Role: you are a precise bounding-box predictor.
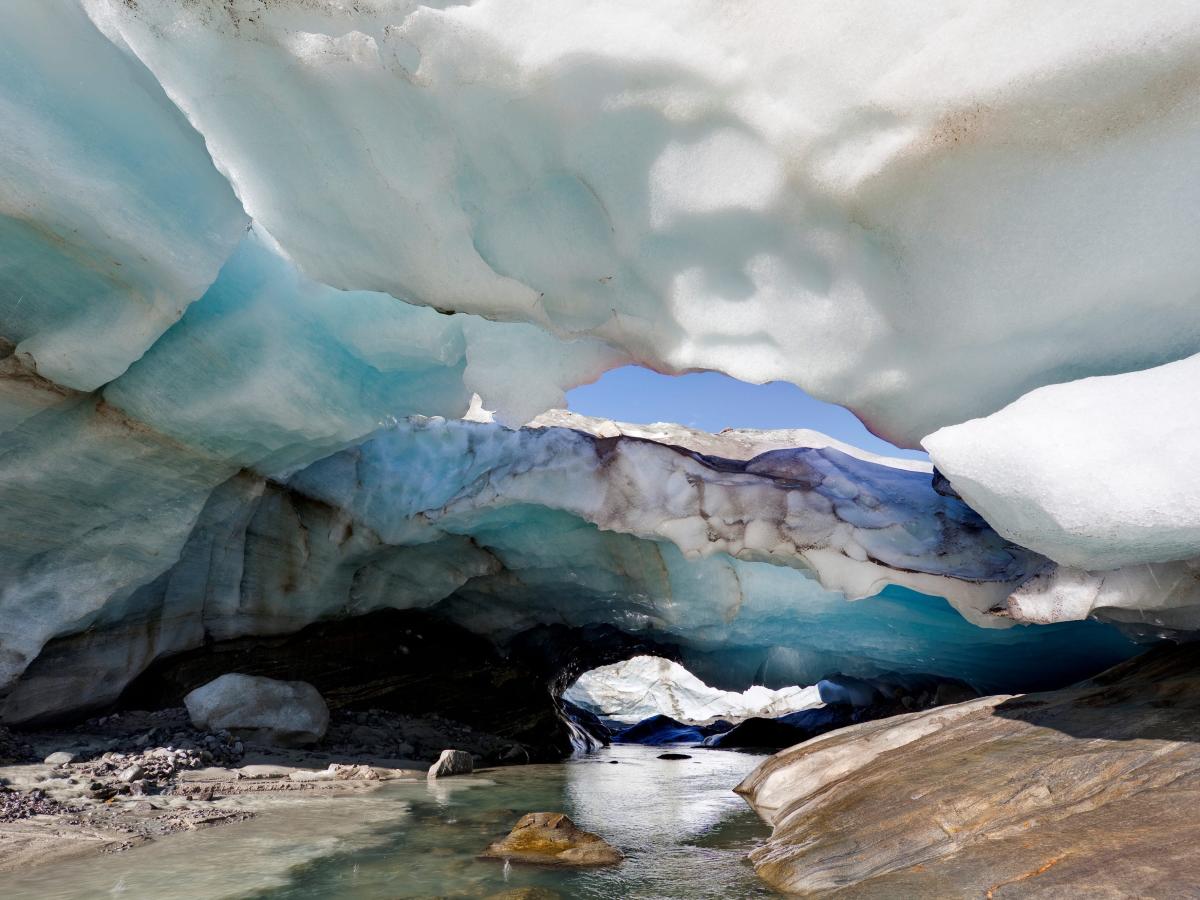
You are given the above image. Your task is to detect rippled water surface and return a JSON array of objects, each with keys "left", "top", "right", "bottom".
[{"left": 3, "top": 744, "right": 779, "bottom": 899}]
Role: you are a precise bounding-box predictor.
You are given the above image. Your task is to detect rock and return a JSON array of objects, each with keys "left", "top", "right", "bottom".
[
  {"left": 183, "top": 674, "right": 329, "bottom": 746},
  {"left": 657, "top": 752, "right": 691, "bottom": 760},
  {"left": 288, "top": 766, "right": 336, "bottom": 782},
  {"left": 427, "top": 749, "right": 473, "bottom": 778},
  {"left": 736, "top": 643, "right": 1200, "bottom": 896},
  {"left": 350, "top": 725, "right": 389, "bottom": 744},
  {"left": 332, "top": 764, "right": 380, "bottom": 780},
  {"left": 703, "top": 705, "right": 854, "bottom": 750},
  {"left": 118, "top": 764, "right": 145, "bottom": 783},
  {"left": 480, "top": 812, "right": 622, "bottom": 867},
  {"left": 89, "top": 783, "right": 119, "bottom": 801},
  {"left": 612, "top": 714, "right": 704, "bottom": 745},
  {"left": 43, "top": 751, "right": 75, "bottom": 766}
]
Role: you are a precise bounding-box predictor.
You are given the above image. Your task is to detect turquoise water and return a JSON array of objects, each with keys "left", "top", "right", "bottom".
[{"left": 1, "top": 745, "right": 779, "bottom": 899}]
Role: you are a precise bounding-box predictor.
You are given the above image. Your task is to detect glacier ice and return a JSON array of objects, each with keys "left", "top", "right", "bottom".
[
  {"left": 564, "top": 655, "right": 823, "bottom": 725},
  {"left": 926, "top": 354, "right": 1200, "bottom": 629},
  {"left": 0, "top": 412, "right": 1138, "bottom": 723},
  {"left": 105, "top": 228, "right": 625, "bottom": 470},
  {"left": 0, "top": 0, "right": 1192, "bottom": 730},
  {"left": 82, "top": 0, "right": 1200, "bottom": 445},
  {"left": 0, "top": 0, "right": 246, "bottom": 395},
  {"left": 1005, "top": 560, "right": 1200, "bottom": 631},
  {"left": 925, "top": 354, "right": 1200, "bottom": 571}
]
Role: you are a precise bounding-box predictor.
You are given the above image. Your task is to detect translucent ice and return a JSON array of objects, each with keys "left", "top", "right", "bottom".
[{"left": 0, "top": 0, "right": 245, "bottom": 394}]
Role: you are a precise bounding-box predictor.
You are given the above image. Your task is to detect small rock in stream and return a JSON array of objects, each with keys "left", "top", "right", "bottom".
[{"left": 480, "top": 812, "right": 622, "bottom": 867}]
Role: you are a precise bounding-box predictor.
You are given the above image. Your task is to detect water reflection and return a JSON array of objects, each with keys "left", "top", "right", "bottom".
[{"left": 0, "top": 745, "right": 779, "bottom": 899}]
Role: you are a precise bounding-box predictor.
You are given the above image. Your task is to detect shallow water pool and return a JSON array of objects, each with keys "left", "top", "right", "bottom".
[{"left": 2, "top": 744, "right": 779, "bottom": 899}]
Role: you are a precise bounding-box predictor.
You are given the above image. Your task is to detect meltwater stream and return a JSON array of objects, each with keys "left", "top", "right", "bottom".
[{"left": 1, "top": 745, "right": 779, "bottom": 899}]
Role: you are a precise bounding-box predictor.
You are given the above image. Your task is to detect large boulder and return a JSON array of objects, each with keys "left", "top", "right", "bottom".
[
  {"left": 480, "top": 813, "right": 622, "bottom": 867},
  {"left": 427, "top": 748, "right": 473, "bottom": 778},
  {"left": 736, "top": 643, "right": 1200, "bottom": 896},
  {"left": 183, "top": 673, "right": 329, "bottom": 746}
]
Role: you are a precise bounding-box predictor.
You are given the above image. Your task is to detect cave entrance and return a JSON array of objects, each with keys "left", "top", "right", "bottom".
[
  {"left": 563, "top": 654, "right": 824, "bottom": 748},
  {"left": 563, "top": 654, "right": 988, "bottom": 752}
]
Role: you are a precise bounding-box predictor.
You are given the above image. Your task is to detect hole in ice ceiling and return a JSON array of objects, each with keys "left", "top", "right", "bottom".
[
  {"left": 564, "top": 654, "right": 818, "bottom": 727},
  {"left": 567, "top": 366, "right": 928, "bottom": 461}
]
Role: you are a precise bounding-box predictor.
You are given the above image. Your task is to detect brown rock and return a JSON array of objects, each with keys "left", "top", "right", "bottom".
[
  {"left": 736, "top": 642, "right": 1200, "bottom": 897},
  {"left": 480, "top": 812, "right": 622, "bottom": 867}
]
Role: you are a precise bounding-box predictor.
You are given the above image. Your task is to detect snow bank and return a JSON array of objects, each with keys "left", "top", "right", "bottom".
[{"left": 925, "top": 354, "right": 1200, "bottom": 570}]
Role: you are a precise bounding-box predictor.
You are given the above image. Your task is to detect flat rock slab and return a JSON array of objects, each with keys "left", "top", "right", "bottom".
[
  {"left": 480, "top": 812, "right": 622, "bottom": 867},
  {"left": 737, "top": 642, "right": 1200, "bottom": 897}
]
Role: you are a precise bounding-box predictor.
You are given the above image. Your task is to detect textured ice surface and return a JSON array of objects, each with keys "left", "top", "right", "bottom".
[
  {"left": 1005, "top": 560, "right": 1200, "bottom": 632},
  {"left": 926, "top": 354, "right": 1200, "bottom": 570},
  {"left": 564, "top": 655, "right": 823, "bottom": 725},
  {"left": 0, "top": 413, "right": 1139, "bottom": 723},
  {"left": 0, "top": 0, "right": 246, "bottom": 394},
  {"left": 105, "top": 228, "right": 624, "bottom": 470},
  {"left": 83, "top": 0, "right": 1200, "bottom": 445},
  {"left": 0, "top": 0, "right": 1185, "bottom": 723},
  {"left": 288, "top": 414, "right": 1039, "bottom": 625}
]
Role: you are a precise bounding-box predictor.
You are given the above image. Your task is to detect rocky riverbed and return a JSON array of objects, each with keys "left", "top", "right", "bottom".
[{"left": 0, "top": 705, "right": 531, "bottom": 873}]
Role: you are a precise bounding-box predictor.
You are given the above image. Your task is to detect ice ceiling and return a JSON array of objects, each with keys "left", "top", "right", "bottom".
[{"left": 0, "top": 0, "right": 1195, "bottom": 722}]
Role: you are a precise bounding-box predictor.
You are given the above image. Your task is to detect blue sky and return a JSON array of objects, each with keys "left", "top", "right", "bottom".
[{"left": 567, "top": 366, "right": 928, "bottom": 460}]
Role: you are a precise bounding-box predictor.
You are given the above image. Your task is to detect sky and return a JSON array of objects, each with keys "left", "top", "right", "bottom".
[{"left": 567, "top": 366, "right": 929, "bottom": 461}]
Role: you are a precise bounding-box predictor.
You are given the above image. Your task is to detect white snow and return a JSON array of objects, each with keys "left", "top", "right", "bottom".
[
  {"left": 565, "top": 655, "right": 823, "bottom": 725},
  {"left": 81, "top": 0, "right": 1200, "bottom": 445},
  {"left": 925, "top": 353, "right": 1200, "bottom": 571}
]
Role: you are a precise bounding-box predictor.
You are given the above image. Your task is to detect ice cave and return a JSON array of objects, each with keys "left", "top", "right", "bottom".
[{"left": 1, "top": 1, "right": 1199, "bottom": 897}]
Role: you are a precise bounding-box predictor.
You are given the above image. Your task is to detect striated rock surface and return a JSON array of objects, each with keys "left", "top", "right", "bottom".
[
  {"left": 184, "top": 674, "right": 329, "bottom": 746},
  {"left": 737, "top": 642, "right": 1200, "bottom": 896},
  {"left": 480, "top": 813, "right": 622, "bottom": 868}
]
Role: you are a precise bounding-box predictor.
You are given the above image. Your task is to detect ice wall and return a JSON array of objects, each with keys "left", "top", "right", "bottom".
[
  {"left": 1, "top": 414, "right": 1138, "bottom": 723},
  {"left": 0, "top": 0, "right": 1191, "bottom": 723}
]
